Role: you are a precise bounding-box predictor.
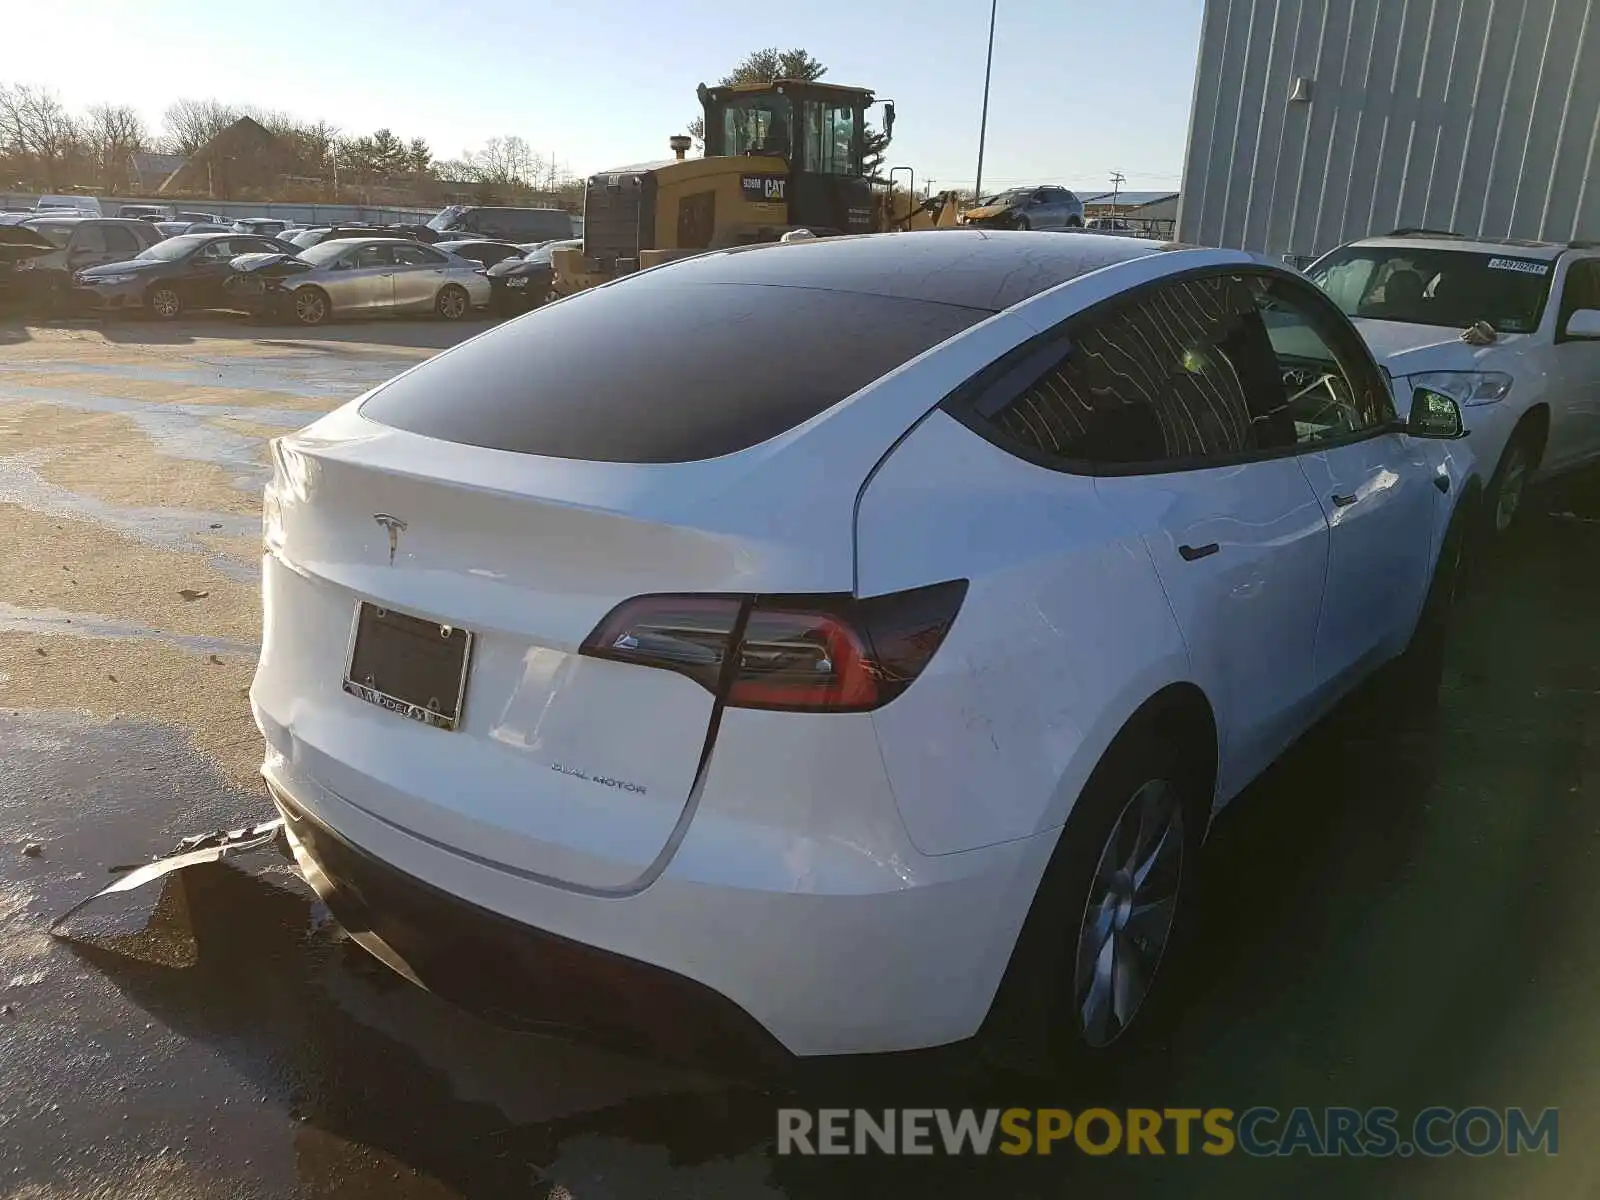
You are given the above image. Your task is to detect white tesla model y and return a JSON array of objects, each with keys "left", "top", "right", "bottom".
[{"left": 254, "top": 231, "right": 1477, "bottom": 1067}]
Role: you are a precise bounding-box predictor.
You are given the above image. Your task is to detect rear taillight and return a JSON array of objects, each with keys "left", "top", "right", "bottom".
[{"left": 580, "top": 581, "right": 968, "bottom": 712}]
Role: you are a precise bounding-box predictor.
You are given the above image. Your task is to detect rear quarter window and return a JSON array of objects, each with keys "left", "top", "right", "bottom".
[{"left": 359, "top": 279, "right": 985, "bottom": 462}]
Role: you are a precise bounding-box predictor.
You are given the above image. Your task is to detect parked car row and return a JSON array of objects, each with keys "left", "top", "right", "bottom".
[
  {"left": 0, "top": 215, "right": 518, "bottom": 324},
  {"left": 0, "top": 198, "right": 586, "bottom": 323}
]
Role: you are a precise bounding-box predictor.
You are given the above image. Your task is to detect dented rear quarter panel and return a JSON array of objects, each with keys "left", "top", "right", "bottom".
[{"left": 855, "top": 409, "right": 1191, "bottom": 857}]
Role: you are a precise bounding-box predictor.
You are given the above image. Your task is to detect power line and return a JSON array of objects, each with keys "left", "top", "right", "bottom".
[{"left": 934, "top": 172, "right": 1182, "bottom": 186}]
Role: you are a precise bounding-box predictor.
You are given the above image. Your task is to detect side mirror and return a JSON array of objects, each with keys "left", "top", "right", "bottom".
[
  {"left": 1407, "top": 386, "right": 1466, "bottom": 439},
  {"left": 1564, "top": 307, "right": 1600, "bottom": 339}
]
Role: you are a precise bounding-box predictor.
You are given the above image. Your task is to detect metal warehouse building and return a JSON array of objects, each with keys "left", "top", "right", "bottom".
[{"left": 1177, "top": 0, "right": 1600, "bottom": 261}]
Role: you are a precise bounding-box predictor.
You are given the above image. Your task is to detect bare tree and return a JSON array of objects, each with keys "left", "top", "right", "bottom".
[
  {"left": 0, "top": 85, "right": 81, "bottom": 189},
  {"left": 473, "top": 135, "right": 536, "bottom": 185},
  {"left": 162, "top": 97, "right": 239, "bottom": 157},
  {"left": 84, "top": 103, "right": 146, "bottom": 192},
  {"left": 433, "top": 155, "right": 477, "bottom": 182}
]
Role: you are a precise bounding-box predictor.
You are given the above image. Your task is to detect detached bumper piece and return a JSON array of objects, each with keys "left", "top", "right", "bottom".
[
  {"left": 50, "top": 819, "right": 287, "bottom": 935},
  {"left": 269, "top": 786, "right": 793, "bottom": 1075}
]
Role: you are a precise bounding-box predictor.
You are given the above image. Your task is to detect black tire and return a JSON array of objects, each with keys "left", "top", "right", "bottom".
[
  {"left": 435, "top": 283, "right": 470, "bottom": 321},
  {"left": 982, "top": 709, "right": 1207, "bottom": 1075},
  {"left": 1013, "top": 215, "right": 1032, "bottom": 231},
  {"left": 293, "top": 287, "right": 331, "bottom": 327},
  {"left": 1484, "top": 422, "right": 1541, "bottom": 537},
  {"left": 145, "top": 284, "right": 183, "bottom": 321}
]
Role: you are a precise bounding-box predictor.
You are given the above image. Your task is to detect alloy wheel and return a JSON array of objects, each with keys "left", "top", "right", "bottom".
[
  {"left": 1494, "top": 444, "right": 1529, "bottom": 533},
  {"left": 295, "top": 291, "right": 327, "bottom": 325},
  {"left": 151, "top": 288, "right": 180, "bottom": 319},
  {"left": 438, "top": 288, "right": 467, "bottom": 319},
  {"left": 1073, "top": 778, "right": 1185, "bottom": 1048}
]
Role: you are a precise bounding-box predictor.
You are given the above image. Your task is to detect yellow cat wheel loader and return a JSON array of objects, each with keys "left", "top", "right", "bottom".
[{"left": 550, "top": 80, "right": 960, "bottom": 298}]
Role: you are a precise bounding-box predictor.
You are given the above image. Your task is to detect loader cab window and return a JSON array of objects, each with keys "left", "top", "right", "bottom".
[
  {"left": 800, "top": 101, "right": 860, "bottom": 176},
  {"left": 722, "top": 96, "right": 791, "bottom": 158}
]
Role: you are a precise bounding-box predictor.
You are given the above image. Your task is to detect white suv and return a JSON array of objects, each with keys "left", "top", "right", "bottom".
[
  {"left": 1308, "top": 233, "right": 1600, "bottom": 533},
  {"left": 255, "top": 233, "right": 1481, "bottom": 1068}
]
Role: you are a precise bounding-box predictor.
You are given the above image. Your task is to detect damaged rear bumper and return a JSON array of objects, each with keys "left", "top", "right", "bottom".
[{"left": 265, "top": 777, "right": 794, "bottom": 1074}]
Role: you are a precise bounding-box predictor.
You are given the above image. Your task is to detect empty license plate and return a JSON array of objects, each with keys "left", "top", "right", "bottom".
[{"left": 343, "top": 602, "right": 472, "bottom": 730}]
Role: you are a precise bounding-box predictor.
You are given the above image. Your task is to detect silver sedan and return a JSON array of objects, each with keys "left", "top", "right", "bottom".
[{"left": 278, "top": 238, "right": 491, "bottom": 325}]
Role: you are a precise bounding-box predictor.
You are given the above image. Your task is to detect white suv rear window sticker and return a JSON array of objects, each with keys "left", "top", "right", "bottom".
[{"left": 1486, "top": 257, "right": 1551, "bottom": 276}]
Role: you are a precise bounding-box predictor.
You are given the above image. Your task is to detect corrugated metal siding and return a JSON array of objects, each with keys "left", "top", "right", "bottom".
[{"left": 1177, "top": 0, "right": 1600, "bottom": 258}]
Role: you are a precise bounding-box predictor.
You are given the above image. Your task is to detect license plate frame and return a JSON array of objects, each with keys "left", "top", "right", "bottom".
[{"left": 342, "top": 602, "right": 473, "bottom": 731}]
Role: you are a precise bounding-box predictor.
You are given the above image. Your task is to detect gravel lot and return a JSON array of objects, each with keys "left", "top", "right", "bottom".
[{"left": 0, "top": 314, "right": 1595, "bottom": 1198}]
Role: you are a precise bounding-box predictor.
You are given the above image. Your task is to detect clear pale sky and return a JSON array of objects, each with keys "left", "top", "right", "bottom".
[{"left": 44, "top": 0, "right": 1204, "bottom": 194}]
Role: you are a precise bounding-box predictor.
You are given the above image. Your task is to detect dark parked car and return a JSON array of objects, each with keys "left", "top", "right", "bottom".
[
  {"left": 155, "top": 221, "right": 232, "bottom": 238},
  {"left": 284, "top": 226, "right": 416, "bottom": 250},
  {"left": 958, "top": 186, "right": 1085, "bottom": 231},
  {"left": 486, "top": 238, "right": 580, "bottom": 315},
  {"left": 0, "top": 225, "right": 59, "bottom": 306},
  {"left": 433, "top": 238, "right": 524, "bottom": 269},
  {"left": 385, "top": 223, "right": 453, "bottom": 244},
  {"left": 10, "top": 216, "right": 164, "bottom": 311},
  {"left": 72, "top": 231, "right": 294, "bottom": 318},
  {"left": 426, "top": 204, "right": 575, "bottom": 242}
]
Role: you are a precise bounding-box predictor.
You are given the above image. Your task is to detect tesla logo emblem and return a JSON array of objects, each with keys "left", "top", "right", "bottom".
[{"left": 373, "top": 514, "right": 406, "bottom": 565}]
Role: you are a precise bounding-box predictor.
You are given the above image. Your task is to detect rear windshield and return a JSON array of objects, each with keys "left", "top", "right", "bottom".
[
  {"left": 1309, "top": 245, "right": 1555, "bottom": 334},
  {"left": 359, "top": 279, "right": 985, "bottom": 462}
]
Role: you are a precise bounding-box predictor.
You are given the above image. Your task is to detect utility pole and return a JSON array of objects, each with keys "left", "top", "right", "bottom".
[
  {"left": 973, "top": 0, "right": 998, "bottom": 201},
  {"left": 1110, "top": 170, "right": 1126, "bottom": 212}
]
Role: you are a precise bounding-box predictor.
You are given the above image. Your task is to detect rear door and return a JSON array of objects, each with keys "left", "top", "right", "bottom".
[
  {"left": 100, "top": 221, "right": 145, "bottom": 265},
  {"left": 391, "top": 242, "right": 449, "bottom": 309},
  {"left": 1039, "top": 187, "right": 1071, "bottom": 228},
  {"left": 1021, "top": 188, "right": 1052, "bottom": 229},
  {"left": 946, "top": 270, "right": 1332, "bottom": 801},
  {"left": 66, "top": 222, "right": 117, "bottom": 273}
]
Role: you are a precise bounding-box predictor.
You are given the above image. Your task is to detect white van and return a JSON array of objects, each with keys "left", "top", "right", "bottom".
[{"left": 33, "top": 195, "right": 102, "bottom": 216}]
